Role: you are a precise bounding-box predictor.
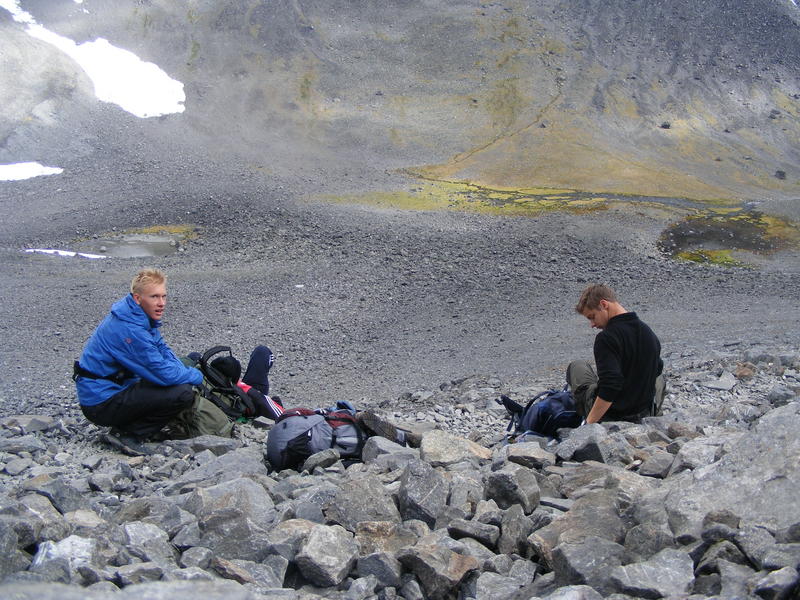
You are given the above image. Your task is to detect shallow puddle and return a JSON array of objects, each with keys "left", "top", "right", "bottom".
[{"left": 72, "top": 225, "right": 196, "bottom": 258}]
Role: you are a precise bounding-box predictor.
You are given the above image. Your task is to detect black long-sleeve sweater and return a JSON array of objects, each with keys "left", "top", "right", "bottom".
[{"left": 594, "top": 312, "right": 663, "bottom": 419}]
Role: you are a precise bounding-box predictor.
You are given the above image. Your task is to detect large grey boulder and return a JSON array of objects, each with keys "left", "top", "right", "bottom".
[
  {"left": 497, "top": 503, "right": 532, "bottom": 556},
  {"left": 20, "top": 474, "right": 84, "bottom": 514},
  {"left": 555, "top": 424, "right": 634, "bottom": 466},
  {"left": 356, "top": 551, "right": 402, "bottom": 588},
  {"left": 608, "top": 548, "right": 695, "bottom": 598},
  {"left": 484, "top": 463, "right": 540, "bottom": 514},
  {"left": 164, "top": 448, "right": 270, "bottom": 494},
  {"left": 324, "top": 473, "right": 402, "bottom": 530},
  {"left": 181, "top": 476, "right": 276, "bottom": 525},
  {"left": 353, "top": 520, "right": 422, "bottom": 555},
  {"left": 551, "top": 536, "right": 627, "bottom": 595},
  {"left": 529, "top": 489, "right": 626, "bottom": 569},
  {"left": 294, "top": 523, "right": 359, "bottom": 587},
  {"left": 397, "top": 460, "right": 449, "bottom": 527},
  {"left": 29, "top": 535, "right": 102, "bottom": 584},
  {"left": 123, "top": 521, "right": 178, "bottom": 568},
  {"left": 664, "top": 402, "right": 800, "bottom": 542},
  {"left": 396, "top": 537, "right": 479, "bottom": 600},
  {"left": 419, "top": 430, "right": 492, "bottom": 467}
]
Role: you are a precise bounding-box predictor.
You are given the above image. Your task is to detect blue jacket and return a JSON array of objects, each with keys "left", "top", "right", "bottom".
[{"left": 76, "top": 294, "right": 203, "bottom": 406}]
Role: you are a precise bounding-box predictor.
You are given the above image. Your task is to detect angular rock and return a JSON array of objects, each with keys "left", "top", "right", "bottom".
[
  {"left": 551, "top": 536, "right": 627, "bottom": 594},
  {"left": 695, "top": 539, "right": 749, "bottom": 575},
  {"left": 397, "top": 460, "right": 449, "bottom": 527},
  {"left": 21, "top": 474, "right": 84, "bottom": 514},
  {"left": 164, "top": 448, "right": 269, "bottom": 494},
  {"left": 484, "top": 463, "right": 540, "bottom": 514},
  {"left": 0, "top": 434, "right": 47, "bottom": 454},
  {"left": 447, "top": 518, "right": 499, "bottom": 549},
  {"left": 0, "top": 415, "right": 57, "bottom": 434},
  {"left": 343, "top": 574, "right": 378, "bottom": 600},
  {"left": 295, "top": 523, "right": 358, "bottom": 587},
  {"left": 702, "top": 371, "right": 737, "bottom": 391},
  {"left": 354, "top": 520, "right": 421, "bottom": 555},
  {"left": 397, "top": 540, "right": 479, "bottom": 600},
  {"left": 29, "top": 535, "right": 101, "bottom": 585},
  {"left": 497, "top": 504, "right": 532, "bottom": 556},
  {"left": 301, "top": 448, "right": 340, "bottom": 472},
  {"left": 539, "top": 584, "right": 604, "bottom": 599},
  {"left": 123, "top": 521, "right": 178, "bottom": 567},
  {"left": 446, "top": 471, "right": 484, "bottom": 518},
  {"left": 666, "top": 437, "right": 724, "bottom": 476},
  {"left": 623, "top": 522, "right": 676, "bottom": 561},
  {"left": 473, "top": 571, "right": 521, "bottom": 599},
  {"left": 180, "top": 546, "right": 213, "bottom": 569},
  {"left": 160, "top": 435, "right": 242, "bottom": 456},
  {"left": 767, "top": 384, "right": 797, "bottom": 407},
  {"left": 182, "top": 477, "right": 275, "bottom": 525},
  {"left": 752, "top": 566, "right": 799, "bottom": 600},
  {"left": 324, "top": 474, "right": 401, "bottom": 531},
  {"left": 196, "top": 507, "right": 271, "bottom": 562},
  {"left": 264, "top": 518, "right": 316, "bottom": 560},
  {"left": 734, "top": 525, "right": 777, "bottom": 569},
  {"left": 357, "top": 551, "right": 402, "bottom": 588},
  {"left": 762, "top": 543, "right": 800, "bottom": 571},
  {"left": 529, "top": 489, "right": 625, "bottom": 569},
  {"left": 555, "top": 424, "right": 634, "bottom": 466},
  {"left": 19, "top": 493, "right": 70, "bottom": 542},
  {"left": 664, "top": 402, "right": 800, "bottom": 542},
  {"left": 506, "top": 442, "right": 557, "bottom": 470},
  {"left": 609, "top": 548, "right": 694, "bottom": 598},
  {"left": 361, "top": 435, "right": 419, "bottom": 465},
  {"left": 211, "top": 556, "right": 255, "bottom": 584},
  {"left": 638, "top": 449, "right": 674, "bottom": 478},
  {"left": 419, "top": 430, "right": 491, "bottom": 467},
  {"left": 717, "top": 559, "right": 756, "bottom": 598}
]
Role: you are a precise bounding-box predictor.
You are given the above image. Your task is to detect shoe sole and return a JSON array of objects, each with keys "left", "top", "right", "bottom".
[
  {"left": 102, "top": 432, "right": 149, "bottom": 457},
  {"left": 358, "top": 411, "right": 400, "bottom": 442}
]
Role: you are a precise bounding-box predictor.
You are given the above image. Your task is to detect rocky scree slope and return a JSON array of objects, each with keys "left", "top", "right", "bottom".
[{"left": 0, "top": 346, "right": 798, "bottom": 599}]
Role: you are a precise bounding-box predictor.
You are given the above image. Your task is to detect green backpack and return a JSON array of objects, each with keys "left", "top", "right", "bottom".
[{"left": 174, "top": 347, "right": 256, "bottom": 438}]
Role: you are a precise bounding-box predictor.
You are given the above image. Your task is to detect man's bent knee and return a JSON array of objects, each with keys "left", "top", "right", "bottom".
[{"left": 173, "top": 384, "right": 196, "bottom": 410}]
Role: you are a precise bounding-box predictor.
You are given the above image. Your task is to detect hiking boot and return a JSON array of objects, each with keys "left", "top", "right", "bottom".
[
  {"left": 357, "top": 410, "right": 402, "bottom": 444},
  {"left": 102, "top": 429, "right": 152, "bottom": 456},
  {"left": 357, "top": 410, "right": 422, "bottom": 448},
  {"left": 404, "top": 430, "right": 423, "bottom": 448}
]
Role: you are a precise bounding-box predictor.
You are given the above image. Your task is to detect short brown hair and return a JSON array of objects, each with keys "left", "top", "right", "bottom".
[
  {"left": 130, "top": 268, "right": 166, "bottom": 295},
  {"left": 575, "top": 283, "right": 617, "bottom": 313}
]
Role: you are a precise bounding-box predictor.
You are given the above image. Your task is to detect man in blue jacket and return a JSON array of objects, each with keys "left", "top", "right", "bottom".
[
  {"left": 567, "top": 284, "right": 665, "bottom": 424},
  {"left": 74, "top": 269, "right": 203, "bottom": 455}
]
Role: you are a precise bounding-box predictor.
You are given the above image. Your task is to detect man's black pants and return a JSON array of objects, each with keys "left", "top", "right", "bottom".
[{"left": 81, "top": 380, "right": 195, "bottom": 438}]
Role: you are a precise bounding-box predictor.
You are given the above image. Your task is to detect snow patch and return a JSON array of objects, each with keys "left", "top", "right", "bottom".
[
  {"left": 0, "top": 162, "right": 63, "bottom": 181},
  {"left": 0, "top": 0, "right": 185, "bottom": 118}
]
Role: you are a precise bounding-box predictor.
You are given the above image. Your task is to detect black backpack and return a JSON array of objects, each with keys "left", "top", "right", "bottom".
[
  {"left": 194, "top": 346, "right": 257, "bottom": 420},
  {"left": 502, "top": 385, "right": 581, "bottom": 439}
]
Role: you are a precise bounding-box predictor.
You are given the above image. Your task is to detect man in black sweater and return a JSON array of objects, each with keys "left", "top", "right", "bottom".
[{"left": 567, "top": 284, "right": 665, "bottom": 423}]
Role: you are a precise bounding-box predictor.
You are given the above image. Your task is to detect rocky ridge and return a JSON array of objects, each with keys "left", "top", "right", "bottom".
[{"left": 1, "top": 347, "right": 799, "bottom": 599}]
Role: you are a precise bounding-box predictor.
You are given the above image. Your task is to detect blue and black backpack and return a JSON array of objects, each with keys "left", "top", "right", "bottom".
[{"left": 499, "top": 385, "right": 581, "bottom": 439}]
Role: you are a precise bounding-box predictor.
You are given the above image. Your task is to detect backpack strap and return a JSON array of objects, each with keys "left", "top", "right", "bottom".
[{"left": 324, "top": 411, "right": 367, "bottom": 457}]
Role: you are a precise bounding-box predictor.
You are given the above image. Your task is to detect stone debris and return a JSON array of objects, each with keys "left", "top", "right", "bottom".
[{"left": 0, "top": 348, "right": 798, "bottom": 598}]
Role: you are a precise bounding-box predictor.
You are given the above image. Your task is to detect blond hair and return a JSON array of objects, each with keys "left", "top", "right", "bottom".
[
  {"left": 575, "top": 283, "right": 618, "bottom": 313},
  {"left": 130, "top": 268, "right": 166, "bottom": 295}
]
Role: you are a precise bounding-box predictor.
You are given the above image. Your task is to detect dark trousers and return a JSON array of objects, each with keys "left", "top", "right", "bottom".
[
  {"left": 566, "top": 359, "right": 666, "bottom": 422},
  {"left": 242, "top": 345, "right": 273, "bottom": 395},
  {"left": 81, "top": 380, "right": 195, "bottom": 438}
]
